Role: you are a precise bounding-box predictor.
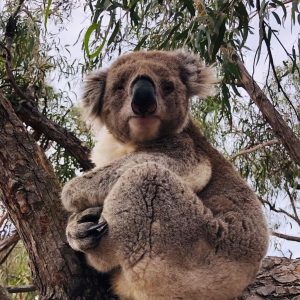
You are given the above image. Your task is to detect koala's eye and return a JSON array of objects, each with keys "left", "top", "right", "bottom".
[
  {"left": 112, "top": 81, "right": 125, "bottom": 92},
  {"left": 161, "top": 80, "right": 175, "bottom": 95}
]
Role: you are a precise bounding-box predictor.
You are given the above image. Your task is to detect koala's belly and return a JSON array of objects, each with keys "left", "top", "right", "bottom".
[{"left": 112, "top": 256, "right": 259, "bottom": 300}]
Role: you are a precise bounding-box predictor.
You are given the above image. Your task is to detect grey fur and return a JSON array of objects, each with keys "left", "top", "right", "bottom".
[{"left": 62, "top": 50, "right": 268, "bottom": 300}]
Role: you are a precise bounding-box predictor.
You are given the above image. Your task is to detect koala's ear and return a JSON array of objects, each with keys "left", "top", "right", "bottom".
[
  {"left": 80, "top": 69, "right": 108, "bottom": 129},
  {"left": 174, "top": 50, "right": 217, "bottom": 98}
]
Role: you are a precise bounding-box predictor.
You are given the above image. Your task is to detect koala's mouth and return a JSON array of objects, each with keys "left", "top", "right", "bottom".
[
  {"left": 130, "top": 116, "right": 160, "bottom": 126},
  {"left": 128, "top": 116, "right": 161, "bottom": 142}
]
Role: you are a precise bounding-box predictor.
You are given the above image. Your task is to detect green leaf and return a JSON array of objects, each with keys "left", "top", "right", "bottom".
[
  {"left": 291, "top": 0, "right": 299, "bottom": 24},
  {"left": 271, "top": 0, "right": 287, "bottom": 21},
  {"left": 107, "top": 21, "right": 121, "bottom": 46},
  {"left": 212, "top": 18, "right": 226, "bottom": 59},
  {"left": 84, "top": 23, "right": 108, "bottom": 60},
  {"left": 182, "top": 0, "right": 195, "bottom": 16},
  {"left": 135, "top": 35, "right": 148, "bottom": 50},
  {"left": 84, "top": 23, "right": 98, "bottom": 58},
  {"left": 221, "top": 83, "right": 232, "bottom": 125},
  {"left": 130, "top": 9, "right": 140, "bottom": 26},
  {"left": 272, "top": 12, "right": 281, "bottom": 25},
  {"left": 44, "top": 0, "right": 52, "bottom": 29}
]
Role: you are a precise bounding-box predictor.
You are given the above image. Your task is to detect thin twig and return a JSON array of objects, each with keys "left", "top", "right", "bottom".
[
  {"left": 260, "top": 197, "right": 300, "bottom": 226},
  {"left": 255, "top": 0, "right": 300, "bottom": 120},
  {"left": 272, "top": 231, "right": 300, "bottom": 243},
  {"left": 256, "top": 0, "right": 300, "bottom": 121},
  {"left": 230, "top": 139, "right": 279, "bottom": 160},
  {"left": 6, "top": 285, "right": 36, "bottom": 294},
  {"left": 0, "top": 213, "right": 8, "bottom": 228},
  {"left": 286, "top": 189, "right": 300, "bottom": 224},
  {"left": 262, "top": 21, "right": 299, "bottom": 121},
  {"left": 250, "top": 0, "right": 295, "bottom": 19}
]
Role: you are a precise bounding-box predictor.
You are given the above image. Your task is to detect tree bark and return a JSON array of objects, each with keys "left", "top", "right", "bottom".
[
  {"left": 0, "top": 93, "right": 115, "bottom": 299},
  {"left": 241, "top": 256, "right": 300, "bottom": 299},
  {"left": 17, "top": 103, "right": 94, "bottom": 171}
]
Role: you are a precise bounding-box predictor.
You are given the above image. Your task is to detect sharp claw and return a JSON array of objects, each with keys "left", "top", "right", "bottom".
[{"left": 86, "top": 222, "right": 108, "bottom": 236}]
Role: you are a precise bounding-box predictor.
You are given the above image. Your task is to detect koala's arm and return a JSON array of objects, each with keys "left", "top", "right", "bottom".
[{"left": 61, "top": 151, "right": 181, "bottom": 213}]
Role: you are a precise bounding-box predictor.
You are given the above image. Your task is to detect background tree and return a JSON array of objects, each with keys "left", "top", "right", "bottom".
[{"left": 0, "top": 0, "right": 299, "bottom": 299}]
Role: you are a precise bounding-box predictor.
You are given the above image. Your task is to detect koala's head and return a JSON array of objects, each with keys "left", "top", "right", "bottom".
[{"left": 81, "top": 50, "right": 216, "bottom": 144}]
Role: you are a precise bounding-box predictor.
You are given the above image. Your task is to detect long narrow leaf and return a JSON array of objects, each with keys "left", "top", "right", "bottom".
[{"left": 44, "top": 0, "right": 52, "bottom": 29}]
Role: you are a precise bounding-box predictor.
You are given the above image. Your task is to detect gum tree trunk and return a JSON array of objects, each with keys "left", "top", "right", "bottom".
[{"left": 0, "top": 94, "right": 115, "bottom": 300}]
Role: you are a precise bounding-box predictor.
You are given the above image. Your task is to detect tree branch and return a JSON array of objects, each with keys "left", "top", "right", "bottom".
[
  {"left": 240, "top": 256, "right": 300, "bottom": 299},
  {"left": 1, "top": 2, "right": 94, "bottom": 171},
  {"left": 222, "top": 47, "right": 300, "bottom": 166},
  {"left": 230, "top": 139, "right": 279, "bottom": 161},
  {"left": 0, "top": 232, "right": 19, "bottom": 265},
  {"left": 260, "top": 197, "right": 300, "bottom": 226},
  {"left": 17, "top": 103, "right": 94, "bottom": 171},
  {"left": 0, "top": 232, "right": 19, "bottom": 252},
  {"left": 6, "top": 285, "right": 36, "bottom": 294},
  {"left": 0, "top": 212, "right": 8, "bottom": 228},
  {"left": 272, "top": 231, "right": 300, "bottom": 243},
  {"left": 0, "top": 93, "right": 114, "bottom": 299}
]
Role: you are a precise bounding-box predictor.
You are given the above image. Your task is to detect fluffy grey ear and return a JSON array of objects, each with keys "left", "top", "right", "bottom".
[
  {"left": 174, "top": 50, "right": 217, "bottom": 98},
  {"left": 80, "top": 69, "right": 107, "bottom": 129}
]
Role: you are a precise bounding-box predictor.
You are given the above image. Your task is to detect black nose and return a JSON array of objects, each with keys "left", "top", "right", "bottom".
[{"left": 131, "top": 78, "right": 157, "bottom": 116}]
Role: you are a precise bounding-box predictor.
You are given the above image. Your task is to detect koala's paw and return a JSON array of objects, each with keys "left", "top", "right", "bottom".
[
  {"left": 61, "top": 178, "right": 90, "bottom": 213},
  {"left": 66, "top": 207, "right": 108, "bottom": 252}
]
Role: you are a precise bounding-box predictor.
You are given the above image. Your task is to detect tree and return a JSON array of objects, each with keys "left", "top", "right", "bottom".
[{"left": 0, "top": 0, "right": 299, "bottom": 299}]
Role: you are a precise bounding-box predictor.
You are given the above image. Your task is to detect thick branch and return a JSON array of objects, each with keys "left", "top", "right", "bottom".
[
  {"left": 17, "top": 103, "right": 94, "bottom": 171},
  {"left": 0, "top": 93, "right": 115, "bottom": 299},
  {"left": 240, "top": 256, "right": 300, "bottom": 299},
  {"left": 224, "top": 49, "right": 300, "bottom": 166}
]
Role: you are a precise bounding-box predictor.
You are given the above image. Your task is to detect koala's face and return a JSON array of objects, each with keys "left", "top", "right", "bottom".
[{"left": 81, "top": 50, "right": 215, "bottom": 144}]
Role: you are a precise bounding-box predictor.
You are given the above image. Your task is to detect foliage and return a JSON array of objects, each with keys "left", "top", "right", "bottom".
[
  {"left": 0, "top": 0, "right": 91, "bottom": 183},
  {"left": 0, "top": 242, "right": 36, "bottom": 300}
]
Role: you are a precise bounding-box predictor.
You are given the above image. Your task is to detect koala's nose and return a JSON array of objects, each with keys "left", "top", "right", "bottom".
[{"left": 131, "top": 78, "right": 157, "bottom": 116}]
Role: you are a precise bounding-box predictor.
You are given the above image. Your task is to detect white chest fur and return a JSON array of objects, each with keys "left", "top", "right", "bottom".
[
  {"left": 90, "top": 126, "right": 211, "bottom": 192},
  {"left": 91, "top": 127, "right": 135, "bottom": 168}
]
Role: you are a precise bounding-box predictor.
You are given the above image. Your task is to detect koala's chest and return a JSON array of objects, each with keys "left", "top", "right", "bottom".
[{"left": 91, "top": 127, "right": 135, "bottom": 168}]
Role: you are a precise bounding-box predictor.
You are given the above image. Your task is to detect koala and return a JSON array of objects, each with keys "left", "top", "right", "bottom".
[{"left": 61, "top": 50, "right": 269, "bottom": 300}]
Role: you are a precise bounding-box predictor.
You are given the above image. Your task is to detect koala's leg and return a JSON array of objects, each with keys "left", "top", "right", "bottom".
[
  {"left": 84, "top": 162, "right": 258, "bottom": 300},
  {"left": 83, "top": 162, "right": 212, "bottom": 299}
]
